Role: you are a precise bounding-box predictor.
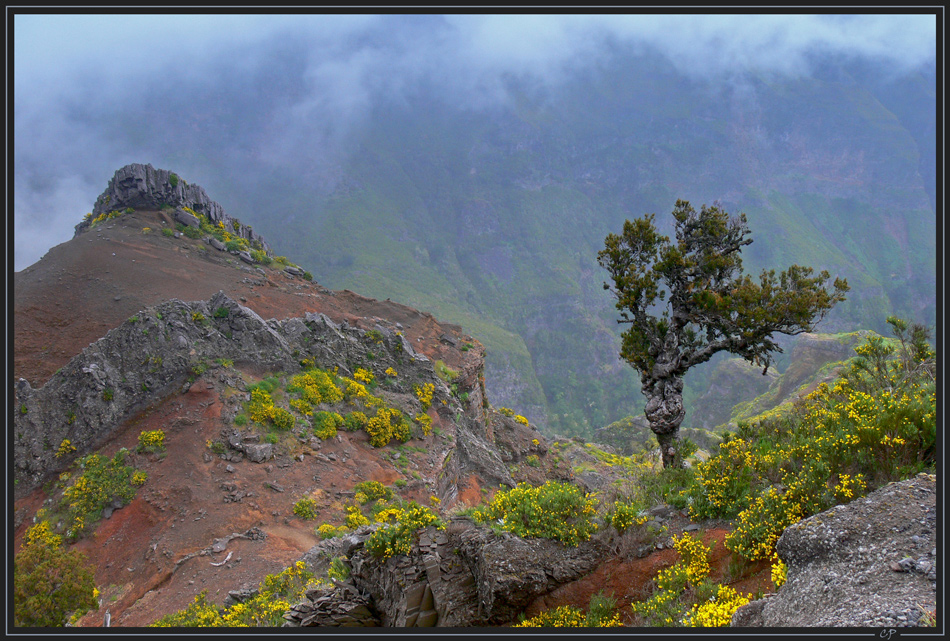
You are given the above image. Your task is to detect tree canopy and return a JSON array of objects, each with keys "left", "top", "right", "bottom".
[{"left": 598, "top": 199, "right": 849, "bottom": 467}]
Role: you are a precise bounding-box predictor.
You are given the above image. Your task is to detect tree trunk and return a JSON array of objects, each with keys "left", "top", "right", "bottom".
[{"left": 642, "top": 375, "right": 686, "bottom": 468}]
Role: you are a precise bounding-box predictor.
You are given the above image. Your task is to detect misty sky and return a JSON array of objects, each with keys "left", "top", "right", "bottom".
[{"left": 12, "top": 12, "right": 937, "bottom": 271}]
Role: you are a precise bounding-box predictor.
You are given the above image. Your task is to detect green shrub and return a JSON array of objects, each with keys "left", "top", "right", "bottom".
[
  {"left": 293, "top": 497, "right": 318, "bottom": 520},
  {"left": 59, "top": 451, "right": 143, "bottom": 539},
  {"left": 353, "top": 481, "right": 393, "bottom": 504},
  {"left": 182, "top": 225, "right": 203, "bottom": 240},
  {"left": 161, "top": 227, "right": 175, "bottom": 237},
  {"left": 151, "top": 562, "right": 324, "bottom": 627},
  {"left": 434, "top": 360, "right": 458, "bottom": 382},
  {"left": 516, "top": 592, "right": 623, "bottom": 627},
  {"left": 271, "top": 407, "right": 295, "bottom": 431},
  {"left": 14, "top": 525, "right": 98, "bottom": 627},
  {"left": 250, "top": 249, "right": 271, "bottom": 265},
  {"left": 364, "top": 502, "right": 443, "bottom": 561},
  {"left": 684, "top": 320, "right": 936, "bottom": 562},
  {"left": 137, "top": 429, "right": 166, "bottom": 454},
  {"left": 312, "top": 411, "right": 344, "bottom": 440},
  {"left": 344, "top": 411, "right": 368, "bottom": 432},
  {"left": 473, "top": 480, "right": 598, "bottom": 546}
]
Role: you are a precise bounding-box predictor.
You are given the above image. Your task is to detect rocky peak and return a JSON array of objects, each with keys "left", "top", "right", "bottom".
[{"left": 73, "top": 163, "right": 269, "bottom": 251}]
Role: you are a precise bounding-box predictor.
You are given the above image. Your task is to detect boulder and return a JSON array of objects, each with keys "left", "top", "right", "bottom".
[
  {"left": 174, "top": 208, "right": 200, "bottom": 228},
  {"left": 732, "top": 473, "right": 937, "bottom": 627},
  {"left": 244, "top": 443, "right": 274, "bottom": 463}
]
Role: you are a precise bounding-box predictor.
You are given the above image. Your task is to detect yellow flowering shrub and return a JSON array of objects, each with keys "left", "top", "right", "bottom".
[
  {"left": 56, "top": 439, "right": 77, "bottom": 458},
  {"left": 60, "top": 451, "right": 143, "bottom": 539},
  {"left": 682, "top": 584, "right": 751, "bottom": 627},
  {"left": 312, "top": 411, "right": 344, "bottom": 440},
  {"left": 364, "top": 502, "right": 444, "bottom": 561},
  {"left": 414, "top": 383, "right": 434, "bottom": 410},
  {"left": 293, "top": 497, "right": 318, "bottom": 520},
  {"left": 630, "top": 533, "right": 715, "bottom": 626},
  {"left": 151, "top": 561, "right": 324, "bottom": 627},
  {"left": 683, "top": 322, "right": 935, "bottom": 563},
  {"left": 473, "top": 481, "right": 598, "bottom": 546},
  {"left": 771, "top": 554, "right": 787, "bottom": 588},
  {"left": 353, "top": 367, "right": 374, "bottom": 384},
  {"left": 415, "top": 412, "right": 432, "bottom": 437},
  {"left": 606, "top": 499, "right": 649, "bottom": 534},
  {"left": 137, "top": 429, "right": 166, "bottom": 453}
]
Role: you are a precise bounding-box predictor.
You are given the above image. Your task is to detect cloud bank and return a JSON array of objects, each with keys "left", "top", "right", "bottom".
[{"left": 12, "top": 12, "right": 936, "bottom": 270}]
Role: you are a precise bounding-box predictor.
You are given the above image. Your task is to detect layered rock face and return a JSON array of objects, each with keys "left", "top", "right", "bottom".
[
  {"left": 12, "top": 291, "right": 507, "bottom": 505},
  {"left": 285, "top": 518, "right": 607, "bottom": 627},
  {"left": 73, "top": 163, "right": 269, "bottom": 251},
  {"left": 733, "top": 473, "right": 937, "bottom": 627}
]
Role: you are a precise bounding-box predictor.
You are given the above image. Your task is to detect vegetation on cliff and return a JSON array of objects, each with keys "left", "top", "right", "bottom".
[{"left": 598, "top": 199, "right": 849, "bottom": 467}]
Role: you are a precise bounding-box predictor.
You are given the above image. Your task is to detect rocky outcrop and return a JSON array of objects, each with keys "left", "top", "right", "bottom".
[
  {"left": 732, "top": 473, "right": 937, "bottom": 627},
  {"left": 288, "top": 518, "right": 607, "bottom": 627},
  {"left": 74, "top": 163, "right": 269, "bottom": 251},
  {"left": 12, "top": 292, "right": 472, "bottom": 501}
]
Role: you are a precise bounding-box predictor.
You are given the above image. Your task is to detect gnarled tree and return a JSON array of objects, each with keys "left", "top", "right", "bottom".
[{"left": 598, "top": 200, "right": 849, "bottom": 468}]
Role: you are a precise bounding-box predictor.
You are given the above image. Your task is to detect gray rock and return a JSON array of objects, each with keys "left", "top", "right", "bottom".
[
  {"left": 733, "top": 474, "right": 937, "bottom": 627},
  {"left": 244, "top": 443, "right": 274, "bottom": 463},
  {"left": 174, "top": 208, "right": 200, "bottom": 228},
  {"left": 209, "top": 237, "right": 227, "bottom": 251},
  {"left": 239, "top": 251, "right": 255, "bottom": 264}
]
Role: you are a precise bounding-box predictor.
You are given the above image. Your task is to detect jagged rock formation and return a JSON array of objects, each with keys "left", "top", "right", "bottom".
[
  {"left": 286, "top": 518, "right": 607, "bottom": 627},
  {"left": 12, "top": 291, "right": 503, "bottom": 505},
  {"left": 73, "top": 163, "right": 269, "bottom": 251},
  {"left": 732, "top": 473, "right": 937, "bottom": 627}
]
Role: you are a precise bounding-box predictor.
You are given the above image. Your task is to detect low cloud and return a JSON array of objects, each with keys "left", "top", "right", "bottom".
[{"left": 12, "top": 12, "right": 936, "bottom": 270}]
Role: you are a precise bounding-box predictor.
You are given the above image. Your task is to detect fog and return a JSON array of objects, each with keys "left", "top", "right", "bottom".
[{"left": 12, "top": 12, "right": 936, "bottom": 270}]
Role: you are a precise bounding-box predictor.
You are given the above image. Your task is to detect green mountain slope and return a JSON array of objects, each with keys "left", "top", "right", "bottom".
[{"left": 204, "top": 53, "right": 935, "bottom": 438}]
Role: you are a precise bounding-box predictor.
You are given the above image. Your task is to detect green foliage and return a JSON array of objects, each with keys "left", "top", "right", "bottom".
[
  {"left": 598, "top": 199, "right": 849, "bottom": 467},
  {"left": 414, "top": 382, "right": 435, "bottom": 410},
  {"left": 151, "top": 561, "right": 325, "bottom": 627},
  {"left": 682, "top": 319, "right": 935, "bottom": 561},
  {"left": 250, "top": 249, "right": 272, "bottom": 265},
  {"left": 182, "top": 225, "right": 203, "bottom": 240},
  {"left": 328, "top": 556, "right": 350, "bottom": 581},
  {"left": 473, "top": 480, "right": 598, "bottom": 546},
  {"left": 102, "top": 387, "right": 114, "bottom": 402},
  {"left": 60, "top": 451, "right": 143, "bottom": 539},
  {"left": 364, "top": 501, "right": 444, "bottom": 561},
  {"left": 213, "top": 306, "right": 229, "bottom": 319},
  {"left": 629, "top": 533, "right": 733, "bottom": 626},
  {"left": 344, "top": 411, "right": 368, "bottom": 432},
  {"left": 14, "top": 524, "right": 97, "bottom": 627},
  {"left": 434, "top": 360, "right": 458, "bottom": 382},
  {"left": 353, "top": 481, "right": 393, "bottom": 504},
  {"left": 293, "top": 497, "right": 318, "bottom": 520},
  {"left": 516, "top": 591, "right": 622, "bottom": 627},
  {"left": 312, "top": 411, "right": 343, "bottom": 439},
  {"left": 161, "top": 227, "right": 175, "bottom": 237},
  {"left": 136, "top": 429, "right": 166, "bottom": 454},
  {"left": 169, "top": 173, "right": 179, "bottom": 188}
]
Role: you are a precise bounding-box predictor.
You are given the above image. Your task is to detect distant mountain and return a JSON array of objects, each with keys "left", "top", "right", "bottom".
[{"left": 170, "top": 51, "right": 937, "bottom": 437}]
